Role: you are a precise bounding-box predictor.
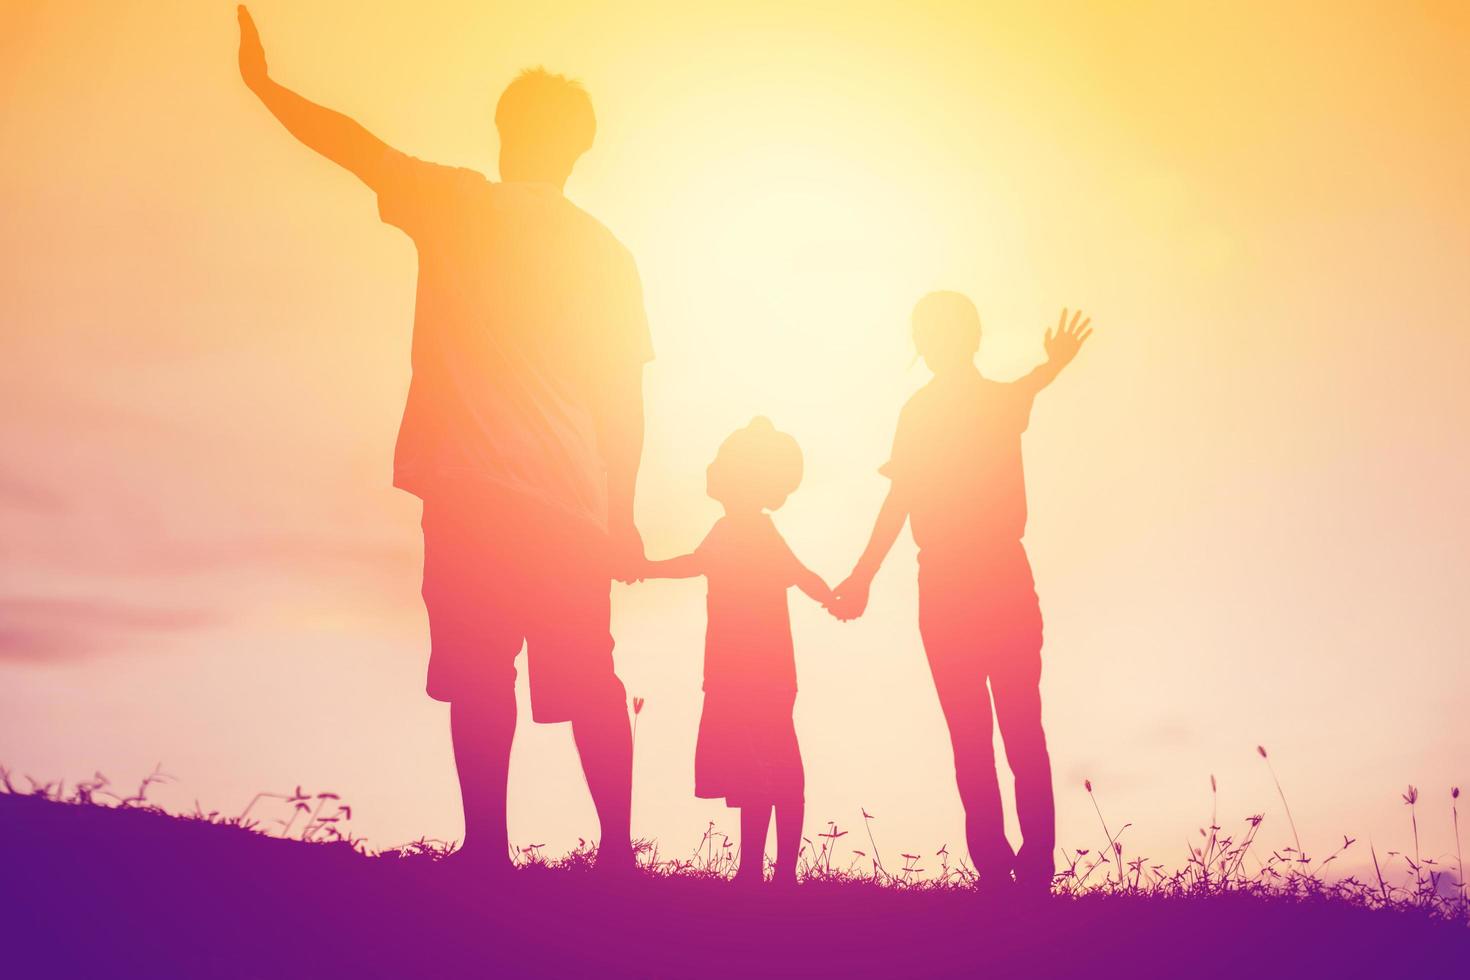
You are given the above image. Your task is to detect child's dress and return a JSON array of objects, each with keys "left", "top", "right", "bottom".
[{"left": 693, "top": 513, "right": 805, "bottom": 807}]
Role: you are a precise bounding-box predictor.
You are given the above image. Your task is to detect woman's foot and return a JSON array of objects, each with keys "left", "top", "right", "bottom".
[{"left": 973, "top": 868, "right": 1015, "bottom": 898}]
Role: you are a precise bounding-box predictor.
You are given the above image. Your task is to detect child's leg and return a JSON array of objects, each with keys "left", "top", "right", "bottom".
[
  {"left": 737, "top": 803, "right": 773, "bottom": 882},
  {"left": 772, "top": 796, "right": 805, "bottom": 883}
]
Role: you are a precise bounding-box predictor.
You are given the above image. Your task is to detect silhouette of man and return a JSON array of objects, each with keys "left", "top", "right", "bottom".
[
  {"left": 834, "top": 296, "right": 1092, "bottom": 893},
  {"left": 237, "top": 7, "right": 650, "bottom": 872}
]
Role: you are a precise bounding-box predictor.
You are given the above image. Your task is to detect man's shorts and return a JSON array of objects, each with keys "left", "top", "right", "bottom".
[{"left": 418, "top": 489, "right": 626, "bottom": 722}]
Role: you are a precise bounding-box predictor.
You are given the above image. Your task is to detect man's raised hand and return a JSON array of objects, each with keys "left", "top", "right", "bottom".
[
  {"left": 237, "top": 6, "right": 268, "bottom": 91},
  {"left": 1043, "top": 308, "right": 1093, "bottom": 369}
]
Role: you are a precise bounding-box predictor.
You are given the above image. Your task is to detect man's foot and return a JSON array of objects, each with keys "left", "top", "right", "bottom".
[
  {"left": 441, "top": 844, "right": 514, "bottom": 886},
  {"left": 593, "top": 844, "right": 637, "bottom": 878},
  {"left": 768, "top": 871, "right": 799, "bottom": 893},
  {"left": 732, "top": 869, "right": 765, "bottom": 890}
]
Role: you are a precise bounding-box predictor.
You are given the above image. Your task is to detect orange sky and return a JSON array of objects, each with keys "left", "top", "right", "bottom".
[{"left": 3, "top": 1, "right": 1468, "bottom": 878}]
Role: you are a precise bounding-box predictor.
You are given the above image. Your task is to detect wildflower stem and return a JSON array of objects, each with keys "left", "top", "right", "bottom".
[
  {"left": 861, "top": 811, "right": 886, "bottom": 881},
  {"left": 1261, "top": 756, "right": 1302, "bottom": 866},
  {"left": 1369, "top": 840, "right": 1390, "bottom": 904},
  {"left": 1454, "top": 795, "right": 1465, "bottom": 910},
  {"left": 1410, "top": 803, "right": 1421, "bottom": 895},
  {"left": 1086, "top": 785, "right": 1118, "bottom": 885}
]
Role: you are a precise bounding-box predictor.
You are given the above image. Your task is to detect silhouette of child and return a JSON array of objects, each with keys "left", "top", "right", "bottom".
[{"left": 641, "top": 417, "right": 834, "bottom": 886}]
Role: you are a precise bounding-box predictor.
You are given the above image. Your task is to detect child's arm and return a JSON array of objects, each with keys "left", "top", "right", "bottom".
[
  {"left": 832, "top": 488, "right": 909, "bottom": 620},
  {"left": 1014, "top": 308, "right": 1094, "bottom": 397},
  {"left": 641, "top": 553, "right": 703, "bottom": 580},
  {"left": 792, "top": 562, "right": 836, "bottom": 609}
]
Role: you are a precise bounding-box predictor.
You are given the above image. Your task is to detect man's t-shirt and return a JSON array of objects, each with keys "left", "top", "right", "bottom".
[
  {"left": 882, "top": 367, "right": 1036, "bottom": 560},
  {"left": 375, "top": 152, "right": 652, "bottom": 531}
]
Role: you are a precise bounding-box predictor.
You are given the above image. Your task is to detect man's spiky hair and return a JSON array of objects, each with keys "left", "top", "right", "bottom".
[{"left": 495, "top": 67, "right": 596, "bottom": 166}]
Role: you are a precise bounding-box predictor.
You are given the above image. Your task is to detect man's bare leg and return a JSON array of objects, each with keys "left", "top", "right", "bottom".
[
  {"left": 450, "top": 686, "right": 516, "bottom": 870},
  {"left": 572, "top": 694, "right": 634, "bottom": 869}
]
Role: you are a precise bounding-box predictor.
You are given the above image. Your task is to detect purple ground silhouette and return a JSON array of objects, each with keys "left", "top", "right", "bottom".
[{"left": 2, "top": 792, "right": 1465, "bottom": 979}]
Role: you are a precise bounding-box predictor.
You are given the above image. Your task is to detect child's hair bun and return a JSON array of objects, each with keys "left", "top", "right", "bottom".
[{"left": 710, "top": 416, "right": 804, "bottom": 511}]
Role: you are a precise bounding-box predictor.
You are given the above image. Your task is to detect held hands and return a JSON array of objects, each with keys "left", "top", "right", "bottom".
[
  {"left": 829, "top": 571, "right": 872, "bottom": 622},
  {"left": 237, "top": 6, "right": 268, "bottom": 90},
  {"left": 812, "top": 582, "right": 839, "bottom": 617},
  {"left": 1043, "top": 308, "right": 1094, "bottom": 370}
]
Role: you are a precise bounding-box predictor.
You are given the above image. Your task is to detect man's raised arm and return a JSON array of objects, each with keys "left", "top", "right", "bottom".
[{"left": 237, "top": 6, "right": 393, "bottom": 188}]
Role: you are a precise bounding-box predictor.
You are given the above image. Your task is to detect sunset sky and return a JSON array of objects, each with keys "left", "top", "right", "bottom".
[{"left": 3, "top": 0, "right": 1468, "bottom": 878}]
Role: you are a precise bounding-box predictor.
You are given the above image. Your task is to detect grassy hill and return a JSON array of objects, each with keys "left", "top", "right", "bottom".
[{"left": 2, "top": 788, "right": 1466, "bottom": 979}]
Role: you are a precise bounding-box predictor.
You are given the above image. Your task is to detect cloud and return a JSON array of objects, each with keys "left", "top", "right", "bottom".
[{"left": 0, "top": 596, "right": 217, "bottom": 663}]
